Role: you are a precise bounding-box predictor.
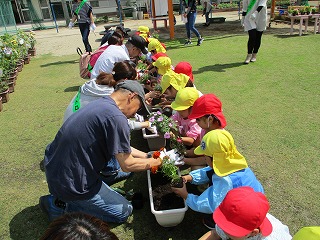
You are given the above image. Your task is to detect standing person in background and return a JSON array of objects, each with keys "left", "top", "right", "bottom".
[
  {"left": 202, "top": 0, "right": 212, "bottom": 27},
  {"left": 241, "top": 0, "right": 267, "bottom": 64},
  {"left": 69, "top": 0, "right": 96, "bottom": 53},
  {"left": 182, "top": 0, "right": 204, "bottom": 46}
]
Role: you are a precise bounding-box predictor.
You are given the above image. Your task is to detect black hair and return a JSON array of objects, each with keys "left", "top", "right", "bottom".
[{"left": 40, "top": 212, "right": 119, "bottom": 240}]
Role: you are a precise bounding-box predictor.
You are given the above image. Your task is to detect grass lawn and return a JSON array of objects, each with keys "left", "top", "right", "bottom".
[{"left": 0, "top": 32, "right": 319, "bottom": 239}]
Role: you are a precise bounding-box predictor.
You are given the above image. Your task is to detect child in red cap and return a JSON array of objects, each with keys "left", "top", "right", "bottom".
[
  {"left": 199, "top": 187, "right": 292, "bottom": 240},
  {"left": 183, "top": 94, "right": 226, "bottom": 161},
  {"left": 174, "top": 61, "right": 194, "bottom": 83}
]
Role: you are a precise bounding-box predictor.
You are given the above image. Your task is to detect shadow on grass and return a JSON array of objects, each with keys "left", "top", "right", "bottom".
[
  {"left": 193, "top": 62, "right": 243, "bottom": 73},
  {"left": 64, "top": 85, "right": 81, "bottom": 92},
  {"left": 9, "top": 205, "right": 49, "bottom": 240},
  {"left": 40, "top": 60, "right": 78, "bottom": 67}
]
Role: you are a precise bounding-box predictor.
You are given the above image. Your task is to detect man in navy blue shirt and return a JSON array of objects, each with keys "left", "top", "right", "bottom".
[{"left": 40, "top": 81, "right": 161, "bottom": 223}]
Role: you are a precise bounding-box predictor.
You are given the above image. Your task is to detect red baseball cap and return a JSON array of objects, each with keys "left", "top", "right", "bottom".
[
  {"left": 213, "top": 187, "right": 273, "bottom": 238},
  {"left": 174, "top": 62, "right": 194, "bottom": 82},
  {"left": 188, "top": 94, "right": 227, "bottom": 128},
  {"left": 151, "top": 52, "right": 168, "bottom": 62}
]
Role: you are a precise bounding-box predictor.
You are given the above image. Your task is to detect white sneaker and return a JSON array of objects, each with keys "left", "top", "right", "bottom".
[
  {"left": 244, "top": 54, "right": 252, "bottom": 64},
  {"left": 251, "top": 53, "right": 257, "bottom": 62}
]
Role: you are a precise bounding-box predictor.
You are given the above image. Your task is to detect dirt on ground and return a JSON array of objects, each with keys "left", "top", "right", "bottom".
[{"left": 33, "top": 11, "right": 309, "bottom": 57}]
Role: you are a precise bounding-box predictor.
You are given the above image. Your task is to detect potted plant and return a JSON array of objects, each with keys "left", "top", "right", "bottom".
[
  {"left": 311, "top": 7, "right": 317, "bottom": 14},
  {"left": 0, "top": 81, "right": 10, "bottom": 103},
  {"left": 299, "top": 8, "right": 305, "bottom": 15},
  {"left": 305, "top": 6, "right": 311, "bottom": 15},
  {"left": 292, "top": 9, "right": 299, "bottom": 16},
  {"left": 0, "top": 96, "right": 3, "bottom": 112},
  {"left": 147, "top": 149, "right": 188, "bottom": 227}
]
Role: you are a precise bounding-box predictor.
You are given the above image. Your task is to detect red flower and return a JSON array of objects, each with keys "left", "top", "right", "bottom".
[
  {"left": 151, "top": 166, "right": 158, "bottom": 174},
  {"left": 153, "top": 151, "right": 161, "bottom": 159}
]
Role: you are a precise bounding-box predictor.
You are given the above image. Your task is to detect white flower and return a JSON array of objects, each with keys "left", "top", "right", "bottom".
[
  {"left": 3, "top": 47, "right": 12, "bottom": 57},
  {"left": 19, "top": 38, "right": 24, "bottom": 45}
]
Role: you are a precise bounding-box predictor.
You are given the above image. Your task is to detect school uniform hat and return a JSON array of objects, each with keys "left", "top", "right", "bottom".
[
  {"left": 293, "top": 227, "right": 320, "bottom": 240},
  {"left": 213, "top": 187, "right": 272, "bottom": 237},
  {"left": 188, "top": 94, "right": 227, "bottom": 128},
  {"left": 194, "top": 129, "right": 248, "bottom": 177},
  {"left": 115, "top": 80, "right": 150, "bottom": 116},
  {"left": 174, "top": 62, "right": 194, "bottom": 82},
  {"left": 138, "top": 26, "right": 150, "bottom": 33},
  {"left": 127, "top": 35, "right": 148, "bottom": 54},
  {"left": 152, "top": 56, "right": 171, "bottom": 75},
  {"left": 171, "top": 87, "right": 199, "bottom": 111},
  {"left": 151, "top": 52, "right": 167, "bottom": 61},
  {"left": 148, "top": 38, "right": 166, "bottom": 53},
  {"left": 160, "top": 71, "right": 190, "bottom": 94}
]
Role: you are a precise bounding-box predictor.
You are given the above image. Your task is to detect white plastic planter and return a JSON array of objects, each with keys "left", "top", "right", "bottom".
[
  {"left": 147, "top": 170, "right": 188, "bottom": 227},
  {"left": 142, "top": 128, "right": 166, "bottom": 151}
]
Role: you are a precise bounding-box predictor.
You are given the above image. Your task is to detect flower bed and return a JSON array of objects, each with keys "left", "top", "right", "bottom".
[{"left": 0, "top": 30, "right": 36, "bottom": 111}]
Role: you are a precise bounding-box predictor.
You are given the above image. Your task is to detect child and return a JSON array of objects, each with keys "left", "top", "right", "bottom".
[
  {"left": 199, "top": 187, "right": 292, "bottom": 240},
  {"left": 174, "top": 61, "right": 194, "bottom": 83},
  {"left": 183, "top": 94, "right": 227, "bottom": 166},
  {"left": 148, "top": 38, "right": 166, "bottom": 56},
  {"left": 171, "top": 87, "right": 202, "bottom": 149},
  {"left": 160, "top": 71, "right": 194, "bottom": 102},
  {"left": 171, "top": 129, "right": 264, "bottom": 229}
]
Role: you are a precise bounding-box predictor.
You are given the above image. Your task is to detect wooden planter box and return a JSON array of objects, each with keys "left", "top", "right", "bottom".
[{"left": 147, "top": 169, "right": 188, "bottom": 227}]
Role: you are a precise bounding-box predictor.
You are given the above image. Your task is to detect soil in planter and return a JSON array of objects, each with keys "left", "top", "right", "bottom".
[{"left": 151, "top": 171, "right": 185, "bottom": 211}]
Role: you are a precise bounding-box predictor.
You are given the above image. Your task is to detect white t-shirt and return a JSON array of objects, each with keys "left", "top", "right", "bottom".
[
  {"left": 216, "top": 213, "right": 292, "bottom": 240},
  {"left": 90, "top": 45, "right": 130, "bottom": 79}
]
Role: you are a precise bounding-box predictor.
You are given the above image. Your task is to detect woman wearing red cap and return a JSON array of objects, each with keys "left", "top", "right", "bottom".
[{"left": 199, "top": 187, "right": 292, "bottom": 240}]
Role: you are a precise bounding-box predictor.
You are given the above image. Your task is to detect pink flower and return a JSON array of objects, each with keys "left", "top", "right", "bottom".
[{"left": 164, "top": 132, "right": 171, "bottom": 139}]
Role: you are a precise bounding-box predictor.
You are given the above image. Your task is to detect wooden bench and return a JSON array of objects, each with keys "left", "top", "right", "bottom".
[{"left": 150, "top": 16, "right": 169, "bottom": 30}]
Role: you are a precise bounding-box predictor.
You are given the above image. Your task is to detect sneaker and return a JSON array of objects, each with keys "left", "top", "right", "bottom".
[
  {"left": 39, "top": 195, "right": 65, "bottom": 221},
  {"left": 202, "top": 214, "right": 216, "bottom": 230},
  {"left": 184, "top": 40, "right": 192, "bottom": 45},
  {"left": 197, "top": 38, "right": 204, "bottom": 46},
  {"left": 244, "top": 54, "right": 252, "bottom": 64}
]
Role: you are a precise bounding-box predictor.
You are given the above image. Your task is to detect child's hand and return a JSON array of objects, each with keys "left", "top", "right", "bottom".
[{"left": 171, "top": 182, "right": 188, "bottom": 199}]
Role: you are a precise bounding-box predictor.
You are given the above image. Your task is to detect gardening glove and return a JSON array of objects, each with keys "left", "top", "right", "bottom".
[
  {"left": 68, "top": 21, "right": 74, "bottom": 29},
  {"left": 250, "top": 10, "right": 258, "bottom": 21},
  {"left": 90, "top": 23, "right": 96, "bottom": 31},
  {"left": 166, "top": 149, "right": 185, "bottom": 166}
]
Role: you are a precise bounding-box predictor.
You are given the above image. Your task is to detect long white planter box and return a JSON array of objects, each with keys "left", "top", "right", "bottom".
[{"left": 147, "top": 170, "right": 188, "bottom": 227}]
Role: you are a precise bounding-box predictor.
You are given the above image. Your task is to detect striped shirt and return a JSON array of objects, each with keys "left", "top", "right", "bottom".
[{"left": 72, "top": 1, "right": 92, "bottom": 24}]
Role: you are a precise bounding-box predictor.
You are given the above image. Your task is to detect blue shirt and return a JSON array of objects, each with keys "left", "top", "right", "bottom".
[
  {"left": 186, "top": 167, "right": 264, "bottom": 213},
  {"left": 44, "top": 97, "right": 131, "bottom": 201}
]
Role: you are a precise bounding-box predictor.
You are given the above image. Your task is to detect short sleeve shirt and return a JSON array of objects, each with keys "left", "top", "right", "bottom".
[
  {"left": 72, "top": 1, "right": 92, "bottom": 24},
  {"left": 44, "top": 96, "right": 131, "bottom": 201}
]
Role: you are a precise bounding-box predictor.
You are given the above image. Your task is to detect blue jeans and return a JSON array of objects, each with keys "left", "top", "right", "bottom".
[
  {"left": 101, "top": 156, "right": 133, "bottom": 185},
  {"left": 78, "top": 22, "right": 92, "bottom": 52},
  {"left": 66, "top": 182, "right": 133, "bottom": 223},
  {"left": 185, "top": 11, "right": 200, "bottom": 39}
]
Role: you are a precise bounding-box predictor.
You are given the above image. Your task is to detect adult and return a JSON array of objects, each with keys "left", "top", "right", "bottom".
[
  {"left": 202, "top": 0, "right": 212, "bottom": 27},
  {"left": 241, "top": 0, "right": 267, "bottom": 64},
  {"left": 40, "top": 80, "right": 161, "bottom": 223},
  {"left": 90, "top": 35, "right": 148, "bottom": 79},
  {"left": 64, "top": 61, "right": 137, "bottom": 122},
  {"left": 69, "top": 0, "right": 96, "bottom": 53},
  {"left": 182, "top": 0, "right": 204, "bottom": 46},
  {"left": 199, "top": 187, "right": 292, "bottom": 240},
  {"left": 40, "top": 212, "right": 119, "bottom": 240}
]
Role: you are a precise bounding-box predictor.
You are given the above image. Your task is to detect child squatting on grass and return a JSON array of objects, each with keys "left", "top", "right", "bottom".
[
  {"left": 183, "top": 94, "right": 227, "bottom": 168},
  {"left": 199, "top": 187, "right": 292, "bottom": 240},
  {"left": 171, "top": 87, "right": 202, "bottom": 149},
  {"left": 171, "top": 129, "right": 265, "bottom": 229}
]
